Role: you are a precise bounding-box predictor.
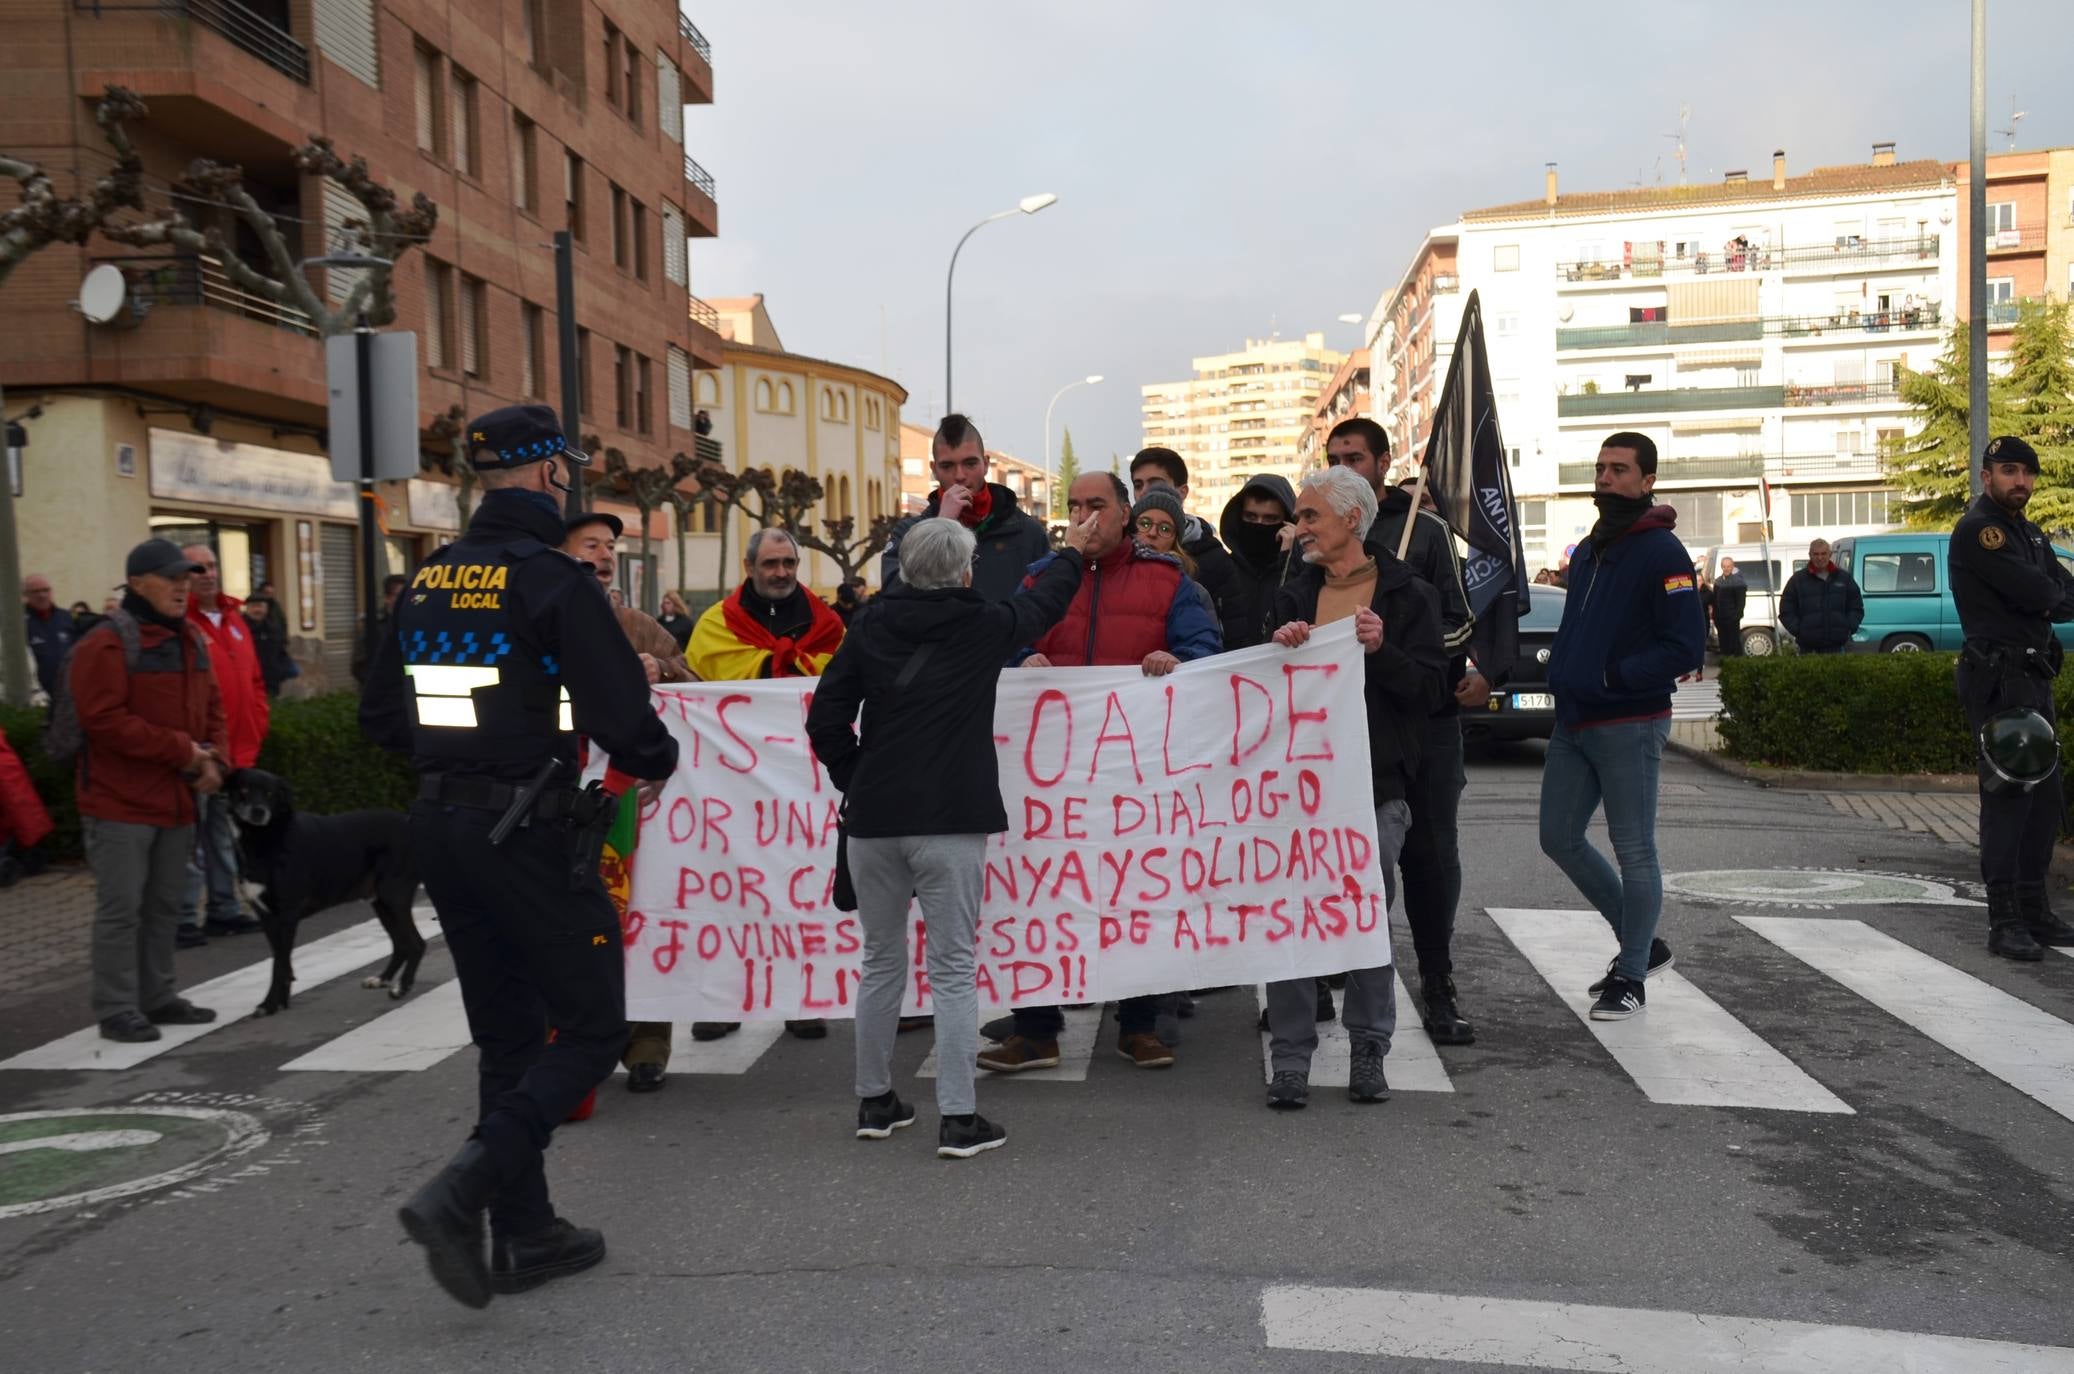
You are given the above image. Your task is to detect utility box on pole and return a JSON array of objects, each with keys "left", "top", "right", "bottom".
[{"left": 326, "top": 332, "right": 420, "bottom": 482}]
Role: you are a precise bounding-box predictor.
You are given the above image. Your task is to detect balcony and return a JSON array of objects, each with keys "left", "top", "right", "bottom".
[
  {"left": 1777, "top": 237, "right": 1942, "bottom": 277},
  {"left": 678, "top": 13, "right": 714, "bottom": 104},
  {"left": 1430, "top": 273, "right": 1459, "bottom": 294},
  {"left": 75, "top": 0, "right": 310, "bottom": 84},
  {"left": 1555, "top": 319, "right": 1763, "bottom": 350},
  {"left": 1782, "top": 380, "right": 1900, "bottom": 408},
  {"left": 1559, "top": 455, "right": 1766, "bottom": 485},
  {"left": 1769, "top": 452, "right": 1892, "bottom": 482},
  {"left": 96, "top": 252, "right": 317, "bottom": 336},
  {"left": 1984, "top": 226, "right": 2048, "bottom": 254},
  {"left": 1555, "top": 237, "right": 1941, "bottom": 286},
  {"left": 686, "top": 294, "right": 724, "bottom": 370},
  {"left": 1776, "top": 305, "right": 1943, "bottom": 338},
  {"left": 1557, "top": 384, "right": 1783, "bottom": 417},
  {"left": 683, "top": 153, "right": 718, "bottom": 237}
]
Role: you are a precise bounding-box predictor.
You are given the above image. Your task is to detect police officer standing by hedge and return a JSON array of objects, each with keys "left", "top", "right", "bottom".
[
  {"left": 361, "top": 405, "right": 678, "bottom": 1307},
  {"left": 1950, "top": 435, "right": 2074, "bottom": 960}
]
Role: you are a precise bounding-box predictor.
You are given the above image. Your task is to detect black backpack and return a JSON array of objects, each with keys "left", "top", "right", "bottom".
[{"left": 43, "top": 609, "right": 144, "bottom": 765}]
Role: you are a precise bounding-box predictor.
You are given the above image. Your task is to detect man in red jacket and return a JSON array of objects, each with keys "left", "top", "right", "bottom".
[
  {"left": 79, "top": 539, "right": 229, "bottom": 1042},
  {"left": 176, "top": 544, "right": 268, "bottom": 946},
  {"left": 978, "top": 471, "right": 1223, "bottom": 1075}
]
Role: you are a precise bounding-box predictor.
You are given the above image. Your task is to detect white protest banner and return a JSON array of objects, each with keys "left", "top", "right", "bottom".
[{"left": 618, "top": 619, "right": 1384, "bottom": 1021}]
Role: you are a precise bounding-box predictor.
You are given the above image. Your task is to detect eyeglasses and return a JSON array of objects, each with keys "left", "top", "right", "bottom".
[{"left": 1134, "top": 518, "right": 1176, "bottom": 538}]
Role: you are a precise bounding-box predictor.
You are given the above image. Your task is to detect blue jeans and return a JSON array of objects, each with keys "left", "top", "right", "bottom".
[
  {"left": 1538, "top": 718, "right": 1671, "bottom": 982},
  {"left": 180, "top": 791, "right": 241, "bottom": 929}
]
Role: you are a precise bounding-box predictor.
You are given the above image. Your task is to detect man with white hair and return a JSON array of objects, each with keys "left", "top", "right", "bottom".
[{"left": 1260, "top": 465, "right": 1447, "bottom": 1110}]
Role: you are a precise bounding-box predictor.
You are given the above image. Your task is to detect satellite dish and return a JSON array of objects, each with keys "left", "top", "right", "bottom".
[
  {"left": 1558, "top": 303, "right": 1576, "bottom": 323},
  {"left": 78, "top": 264, "right": 128, "bottom": 325}
]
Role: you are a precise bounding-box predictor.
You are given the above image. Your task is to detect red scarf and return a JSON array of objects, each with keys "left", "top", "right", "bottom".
[
  {"left": 719, "top": 584, "right": 846, "bottom": 677},
  {"left": 940, "top": 482, "right": 993, "bottom": 529}
]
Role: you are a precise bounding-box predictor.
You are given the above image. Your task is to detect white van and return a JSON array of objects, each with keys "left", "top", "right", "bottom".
[{"left": 1699, "top": 544, "right": 1810, "bottom": 656}]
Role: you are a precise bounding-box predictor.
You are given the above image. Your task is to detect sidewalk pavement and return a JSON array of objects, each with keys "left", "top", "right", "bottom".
[{"left": 0, "top": 867, "right": 99, "bottom": 999}]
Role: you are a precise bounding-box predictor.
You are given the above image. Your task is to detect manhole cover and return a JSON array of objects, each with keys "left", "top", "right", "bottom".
[{"left": 1664, "top": 868, "right": 1983, "bottom": 909}]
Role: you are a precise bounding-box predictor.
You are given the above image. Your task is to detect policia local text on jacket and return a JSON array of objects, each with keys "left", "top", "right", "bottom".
[
  {"left": 361, "top": 405, "right": 678, "bottom": 1309},
  {"left": 1949, "top": 450, "right": 2074, "bottom": 958}
]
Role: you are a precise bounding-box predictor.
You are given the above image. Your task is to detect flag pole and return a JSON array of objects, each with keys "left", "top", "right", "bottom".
[{"left": 1395, "top": 465, "right": 1428, "bottom": 562}]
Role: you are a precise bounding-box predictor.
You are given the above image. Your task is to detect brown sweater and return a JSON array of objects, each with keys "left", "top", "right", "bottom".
[
  {"left": 616, "top": 605, "right": 695, "bottom": 683},
  {"left": 1315, "top": 559, "right": 1379, "bottom": 628}
]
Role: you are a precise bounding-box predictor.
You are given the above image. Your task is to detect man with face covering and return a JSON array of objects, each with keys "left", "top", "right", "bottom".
[{"left": 1217, "top": 473, "right": 1302, "bottom": 649}]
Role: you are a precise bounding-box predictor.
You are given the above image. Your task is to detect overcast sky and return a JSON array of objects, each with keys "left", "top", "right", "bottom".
[{"left": 687, "top": 1, "right": 2071, "bottom": 475}]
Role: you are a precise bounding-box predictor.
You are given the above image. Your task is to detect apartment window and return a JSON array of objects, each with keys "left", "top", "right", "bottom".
[
  {"left": 565, "top": 153, "right": 586, "bottom": 243},
  {"left": 1493, "top": 312, "right": 1518, "bottom": 337},
  {"left": 661, "top": 203, "right": 686, "bottom": 284},
  {"left": 696, "top": 371, "right": 720, "bottom": 407},
  {"left": 520, "top": 0, "right": 541, "bottom": 66},
  {"left": 667, "top": 346, "right": 692, "bottom": 429},
  {"left": 623, "top": 39, "right": 641, "bottom": 123},
  {"left": 1493, "top": 243, "right": 1520, "bottom": 272},
  {"left": 615, "top": 344, "right": 633, "bottom": 429},
  {"left": 512, "top": 114, "right": 538, "bottom": 213},
  {"left": 1836, "top": 429, "right": 1865, "bottom": 456},
  {"left": 1791, "top": 489, "right": 1892, "bottom": 529},
  {"left": 603, "top": 22, "right": 623, "bottom": 109},
  {"left": 635, "top": 354, "right": 652, "bottom": 435},
  {"left": 521, "top": 302, "right": 544, "bottom": 398},
  {"left": 449, "top": 67, "right": 479, "bottom": 177},
  {"left": 576, "top": 328, "right": 592, "bottom": 417},
  {"left": 413, "top": 42, "right": 444, "bottom": 158},
  {"left": 457, "top": 274, "right": 486, "bottom": 378},
  {"left": 631, "top": 199, "right": 648, "bottom": 282},
  {"left": 1987, "top": 201, "right": 2017, "bottom": 237},
  {"left": 610, "top": 183, "right": 628, "bottom": 268},
  {"left": 656, "top": 51, "right": 683, "bottom": 142},
  {"left": 423, "top": 260, "right": 454, "bottom": 370}
]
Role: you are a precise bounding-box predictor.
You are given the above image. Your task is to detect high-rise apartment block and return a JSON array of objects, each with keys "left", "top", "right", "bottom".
[{"left": 1140, "top": 332, "right": 1344, "bottom": 516}]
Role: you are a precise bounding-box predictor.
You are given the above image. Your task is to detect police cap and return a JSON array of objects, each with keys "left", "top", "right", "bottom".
[
  {"left": 1983, "top": 435, "right": 2040, "bottom": 473},
  {"left": 466, "top": 404, "right": 591, "bottom": 471}
]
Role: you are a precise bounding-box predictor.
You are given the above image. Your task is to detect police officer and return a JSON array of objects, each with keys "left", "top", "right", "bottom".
[
  {"left": 361, "top": 404, "right": 678, "bottom": 1307},
  {"left": 1950, "top": 435, "right": 2074, "bottom": 960}
]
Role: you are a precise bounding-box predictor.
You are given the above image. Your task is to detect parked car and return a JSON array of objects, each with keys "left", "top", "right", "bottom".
[
  {"left": 1698, "top": 543, "right": 1808, "bottom": 657},
  {"left": 1832, "top": 531, "right": 2074, "bottom": 653},
  {"left": 1464, "top": 585, "right": 1562, "bottom": 746}
]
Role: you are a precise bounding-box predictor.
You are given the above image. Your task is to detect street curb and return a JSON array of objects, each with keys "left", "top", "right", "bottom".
[{"left": 1665, "top": 737, "right": 1975, "bottom": 792}]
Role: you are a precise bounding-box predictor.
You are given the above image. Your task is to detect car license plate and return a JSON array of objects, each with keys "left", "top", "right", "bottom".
[{"left": 1510, "top": 693, "right": 1555, "bottom": 711}]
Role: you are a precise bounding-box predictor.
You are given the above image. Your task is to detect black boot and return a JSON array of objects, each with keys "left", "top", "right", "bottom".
[
  {"left": 398, "top": 1140, "right": 500, "bottom": 1308},
  {"left": 491, "top": 1218, "right": 606, "bottom": 1294},
  {"left": 1420, "top": 973, "right": 1476, "bottom": 1045},
  {"left": 2016, "top": 883, "right": 2074, "bottom": 947},
  {"left": 1988, "top": 887, "right": 2045, "bottom": 962}
]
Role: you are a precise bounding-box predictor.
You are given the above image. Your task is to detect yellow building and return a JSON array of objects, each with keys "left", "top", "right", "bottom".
[
  {"left": 1140, "top": 332, "right": 1346, "bottom": 515},
  {"left": 679, "top": 296, "right": 907, "bottom": 599}
]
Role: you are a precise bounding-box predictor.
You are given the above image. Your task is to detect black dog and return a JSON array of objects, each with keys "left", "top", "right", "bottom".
[{"left": 226, "top": 768, "right": 425, "bottom": 1017}]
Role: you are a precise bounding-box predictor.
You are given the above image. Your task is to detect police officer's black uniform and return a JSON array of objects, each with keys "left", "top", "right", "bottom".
[
  {"left": 1949, "top": 436, "right": 2074, "bottom": 959},
  {"left": 361, "top": 405, "right": 677, "bottom": 1307}
]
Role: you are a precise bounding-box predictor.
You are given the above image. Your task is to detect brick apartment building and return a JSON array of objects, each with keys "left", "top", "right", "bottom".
[{"left": 0, "top": 0, "right": 721, "bottom": 683}]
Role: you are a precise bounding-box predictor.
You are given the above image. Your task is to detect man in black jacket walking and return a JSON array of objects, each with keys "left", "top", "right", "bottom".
[
  {"left": 1780, "top": 540, "right": 1863, "bottom": 654},
  {"left": 1713, "top": 558, "right": 1748, "bottom": 657},
  {"left": 881, "top": 414, "right": 1051, "bottom": 603},
  {"left": 1260, "top": 467, "right": 1447, "bottom": 1111}
]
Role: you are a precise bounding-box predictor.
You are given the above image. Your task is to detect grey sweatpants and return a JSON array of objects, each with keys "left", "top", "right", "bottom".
[
  {"left": 86, "top": 815, "right": 195, "bottom": 1021},
  {"left": 1265, "top": 799, "right": 1412, "bottom": 1074},
  {"left": 847, "top": 833, "right": 987, "bottom": 1116}
]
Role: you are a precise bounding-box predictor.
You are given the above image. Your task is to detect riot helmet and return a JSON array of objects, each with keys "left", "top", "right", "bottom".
[{"left": 1980, "top": 707, "right": 2060, "bottom": 795}]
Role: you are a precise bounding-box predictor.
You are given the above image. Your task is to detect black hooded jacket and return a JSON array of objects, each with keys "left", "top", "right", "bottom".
[
  {"left": 881, "top": 482, "right": 1052, "bottom": 604},
  {"left": 807, "top": 551, "right": 1084, "bottom": 838},
  {"left": 1372, "top": 487, "right": 1475, "bottom": 713},
  {"left": 1217, "top": 473, "right": 1301, "bottom": 649},
  {"left": 1271, "top": 535, "right": 1448, "bottom": 802}
]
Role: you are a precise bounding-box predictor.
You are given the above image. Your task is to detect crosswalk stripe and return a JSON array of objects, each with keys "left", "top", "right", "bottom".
[
  {"left": 0, "top": 915, "right": 442, "bottom": 1072},
  {"left": 1488, "top": 908, "right": 1852, "bottom": 1113},
  {"left": 280, "top": 979, "right": 470, "bottom": 1073},
  {"left": 612, "top": 1021, "right": 787, "bottom": 1076},
  {"left": 1736, "top": 915, "right": 2074, "bottom": 1124},
  {"left": 924, "top": 1005, "right": 1104, "bottom": 1082},
  {"left": 1253, "top": 979, "right": 1453, "bottom": 1092},
  {"left": 1259, "top": 1284, "right": 2074, "bottom": 1371}
]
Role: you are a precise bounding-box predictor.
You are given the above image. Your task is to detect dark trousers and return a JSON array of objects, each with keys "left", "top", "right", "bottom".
[
  {"left": 1399, "top": 714, "right": 1465, "bottom": 981},
  {"left": 1717, "top": 619, "right": 1743, "bottom": 656},
  {"left": 1014, "top": 995, "right": 1160, "bottom": 1040},
  {"left": 412, "top": 801, "right": 627, "bottom": 1239},
  {"left": 1959, "top": 662, "right": 2064, "bottom": 889}
]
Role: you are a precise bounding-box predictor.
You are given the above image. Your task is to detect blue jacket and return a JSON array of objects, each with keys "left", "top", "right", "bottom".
[{"left": 1547, "top": 506, "right": 1706, "bottom": 727}]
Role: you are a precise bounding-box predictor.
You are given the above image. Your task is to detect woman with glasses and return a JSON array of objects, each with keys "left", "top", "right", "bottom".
[{"left": 1131, "top": 482, "right": 1220, "bottom": 634}]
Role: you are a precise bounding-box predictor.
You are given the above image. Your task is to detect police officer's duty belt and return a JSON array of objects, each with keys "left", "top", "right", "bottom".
[{"left": 419, "top": 772, "right": 586, "bottom": 821}]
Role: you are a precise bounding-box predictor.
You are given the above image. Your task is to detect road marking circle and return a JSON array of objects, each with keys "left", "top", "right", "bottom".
[
  {"left": 0, "top": 1106, "right": 268, "bottom": 1219},
  {"left": 1665, "top": 868, "right": 1983, "bottom": 908}
]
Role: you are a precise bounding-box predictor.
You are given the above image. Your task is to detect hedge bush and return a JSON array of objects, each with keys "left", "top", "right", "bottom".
[{"left": 0, "top": 692, "right": 410, "bottom": 863}]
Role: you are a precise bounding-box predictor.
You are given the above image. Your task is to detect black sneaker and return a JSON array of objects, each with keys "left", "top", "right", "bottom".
[
  {"left": 1589, "top": 974, "right": 1646, "bottom": 1021},
  {"left": 146, "top": 999, "right": 217, "bottom": 1026},
  {"left": 1266, "top": 1069, "right": 1309, "bottom": 1110},
  {"left": 855, "top": 1093, "right": 917, "bottom": 1140},
  {"left": 98, "top": 1011, "right": 161, "bottom": 1043},
  {"left": 980, "top": 1014, "right": 1017, "bottom": 1043},
  {"left": 490, "top": 1218, "right": 605, "bottom": 1295},
  {"left": 1348, "top": 1040, "right": 1391, "bottom": 1103},
  {"left": 204, "top": 913, "right": 263, "bottom": 936},
  {"left": 1588, "top": 938, "right": 1673, "bottom": 994},
  {"left": 175, "top": 926, "right": 208, "bottom": 950},
  {"left": 937, "top": 1114, "right": 1007, "bottom": 1159}
]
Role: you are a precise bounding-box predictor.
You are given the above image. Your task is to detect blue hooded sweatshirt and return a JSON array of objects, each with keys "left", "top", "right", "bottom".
[{"left": 1547, "top": 504, "right": 1707, "bottom": 728}]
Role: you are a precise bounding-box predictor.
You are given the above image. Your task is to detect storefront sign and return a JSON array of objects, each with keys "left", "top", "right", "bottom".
[{"left": 149, "top": 429, "right": 356, "bottom": 519}]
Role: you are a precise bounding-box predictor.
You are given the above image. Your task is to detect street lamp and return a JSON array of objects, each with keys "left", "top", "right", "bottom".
[
  {"left": 945, "top": 192, "right": 1058, "bottom": 414},
  {"left": 1044, "top": 374, "right": 1104, "bottom": 516}
]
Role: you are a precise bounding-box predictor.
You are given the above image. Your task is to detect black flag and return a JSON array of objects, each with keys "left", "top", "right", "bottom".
[{"left": 1422, "top": 290, "right": 1530, "bottom": 686}]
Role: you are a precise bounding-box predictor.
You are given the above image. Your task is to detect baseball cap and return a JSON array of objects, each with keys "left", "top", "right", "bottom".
[
  {"left": 564, "top": 511, "right": 624, "bottom": 539},
  {"left": 466, "top": 404, "right": 591, "bottom": 471},
  {"left": 125, "top": 538, "right": 205, "bottom": 579}
]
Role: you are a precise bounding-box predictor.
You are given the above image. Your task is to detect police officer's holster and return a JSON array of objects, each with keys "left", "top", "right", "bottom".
[{"left": 1958, "top": 639, "right": 2064, "bottom": 890}]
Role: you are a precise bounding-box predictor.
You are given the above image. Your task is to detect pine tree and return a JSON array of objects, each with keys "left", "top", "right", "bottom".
[
  {"left": 1886, "top": 326, "right": 2016, "bottom": 529},
  {"left": 2001, "top": 298, "right": 2074, "bottom": 534},
  {"left": 1054, "top": 427, "right": 1079, "bottom": 520}
]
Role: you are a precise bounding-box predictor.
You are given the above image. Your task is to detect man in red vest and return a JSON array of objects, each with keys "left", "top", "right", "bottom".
[{"left": 177, "top": 543, "right": 268, "bottom": 946}]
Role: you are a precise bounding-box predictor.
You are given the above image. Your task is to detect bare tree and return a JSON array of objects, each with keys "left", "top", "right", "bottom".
[
  {"left": 689, "top": 459, "right": 896, "bottom": 592},
  {"left": 417, "top": 404, "right": 474, "bottom": 526}
]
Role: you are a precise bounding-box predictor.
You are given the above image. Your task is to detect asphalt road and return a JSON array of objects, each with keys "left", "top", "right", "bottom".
[{"left": 3, "top": 742, "right": 2070, "bottom": 1373}]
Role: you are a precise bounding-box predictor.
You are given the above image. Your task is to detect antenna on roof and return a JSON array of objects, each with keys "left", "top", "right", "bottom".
[
  {"left": 1662, "top": 104, "right": 1690, "bottom": 185},
  {"left": 1996, "top": 96, "right": 2025, "bottom": 151}
]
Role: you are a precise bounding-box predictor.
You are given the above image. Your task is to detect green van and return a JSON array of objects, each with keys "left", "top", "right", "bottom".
[{"left": 1832, "top": 531, "right": 2074, "bottom": 653}]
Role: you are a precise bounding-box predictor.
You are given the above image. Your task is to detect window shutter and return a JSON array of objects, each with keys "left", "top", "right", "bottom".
[
  {"left": 521, "top": 308, "right": 538, "bottom": 397},
  {"left": 321, "top": 182, "right": 364, "bottom": 305},
  {"left": 459, "top": 278, "right": 481, "bottom": 377},
  {"left": 424, "top": 264, "right": 447, "bottom": 370},
  {"left": 656, "top": 51, "right": 682, "bottom": 142},
  {"left": 313, "top": 0, "right": 380, "bottom": 88},
  {"left": 450, "top": 76, "right": 473, "bottom": 175},
  {"left": 668, "top": 346, "right": 692, "bottom": 429},
  {"left": 414, "top": 46, "right": 437, "bottom": 151},
  {"left": 662, "top": 204, "right": 686, "bottom": 284}
]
